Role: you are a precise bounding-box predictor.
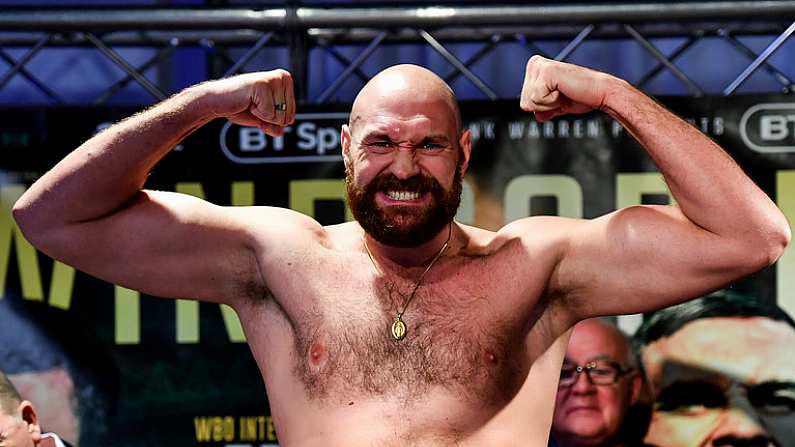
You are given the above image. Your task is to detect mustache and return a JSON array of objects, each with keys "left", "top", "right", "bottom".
[{"left": 365, "top": 173, "right": 442, "bottom": 194}]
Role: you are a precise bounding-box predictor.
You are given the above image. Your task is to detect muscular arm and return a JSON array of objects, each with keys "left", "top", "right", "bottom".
[
  {"left": 519, "top": 56, "right": 791, "bottom": 320},
  {"left": 12, "top": 70, "right": 303, "bottom": 303}
]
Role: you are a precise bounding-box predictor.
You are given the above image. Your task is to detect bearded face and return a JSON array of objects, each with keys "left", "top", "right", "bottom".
[{"left": 346, "top": 166, "right": 462, "bottom": 247}]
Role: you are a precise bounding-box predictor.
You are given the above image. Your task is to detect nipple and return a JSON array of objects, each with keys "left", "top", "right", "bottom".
[
  {"left": 485, "top": 350, "right": 499, "bottom": 365},
  {"left": 309, "top": 342, "right": 326, "bottom": 366}
]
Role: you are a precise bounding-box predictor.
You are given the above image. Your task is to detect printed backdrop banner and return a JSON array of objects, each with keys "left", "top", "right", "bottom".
[{"left": 0, "top": 96, "right": 793, "bottom": 446}]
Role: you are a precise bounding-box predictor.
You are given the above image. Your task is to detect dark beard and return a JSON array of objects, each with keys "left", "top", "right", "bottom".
[{"left": 346, "top": 169, "right": 462, "bottom": 248}]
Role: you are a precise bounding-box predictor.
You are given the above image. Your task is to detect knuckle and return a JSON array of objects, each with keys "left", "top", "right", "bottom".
[
  {"left": 275, "top": 69, "right": 291, "bottom": 80},
  {"left": 527, "top": 54, "right": 545, "bottom": 67}
]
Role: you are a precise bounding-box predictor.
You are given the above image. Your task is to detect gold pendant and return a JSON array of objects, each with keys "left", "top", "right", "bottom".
[{"left": 391, "top": 316, "right": 407, "bottom": 341}]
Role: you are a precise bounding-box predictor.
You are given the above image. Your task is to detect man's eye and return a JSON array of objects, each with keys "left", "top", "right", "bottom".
[
  {"left": 363, "top": 141, "right": 394, "bottom": 152},
  {"left": 656, "top": 382, "right": 727, "bottom": 414},
  {"left": 749, "top": 384, "right": 795, "bottom": 414},
  {"left": 590, "top": 368, "right": 615, "bottom": 378},
  {"left": 560, "top": 367, "right": 576, "bottom": 379},
  {"left": 421, "top": 143, "right": 443, "bottom": 150}
]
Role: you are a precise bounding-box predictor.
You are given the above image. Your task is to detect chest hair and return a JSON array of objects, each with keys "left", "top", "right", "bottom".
[{"left": 292, "top": 274, "right": 528, "bottom": 405}]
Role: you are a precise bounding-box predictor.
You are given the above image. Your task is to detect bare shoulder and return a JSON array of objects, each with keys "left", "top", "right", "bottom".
[
  {"left": 237, "top": 209, "right": 362, "bottom": 267},
  {"left": 321, "top": 220, "right": 374, "bottom": 252},
  {"left": 496, "top": 217, "right": 586, "bottom": 334},
  {"left": 492, "top": 215, "right": 583, "bottom": 253},
  {"left": 451, "top": 217, "right": 577, "bottom": 269},
  {"left": 226, "top": 204, "right": 327, "bottom": 246}
]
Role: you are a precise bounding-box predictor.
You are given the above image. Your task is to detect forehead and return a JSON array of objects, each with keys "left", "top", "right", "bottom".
[
  {"left": 642, "top": 317, "right": 795, "bottom": 388},
  {"left": 565, "top": 321, "right": 629, "bottom": 363},
  {"left": 351, "top": 86, "right": 458, "bottom": 137},
  {"left": 354, "top": 113, "right": 453, "bottom": 140}
]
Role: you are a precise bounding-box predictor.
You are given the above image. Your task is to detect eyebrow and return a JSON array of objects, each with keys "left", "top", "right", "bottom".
[
  {"left": 419, "top": 135, "right": 453, "bottom": 144},
  {"left": 360, "top": 132, "right": 393, "bottom": 142},
  {"left": 359, "top": 133, "right": 454, "bottom": 147},
  {"left": 749, "top": 380, "right": 795, "bottom": 392},
  {"left": 589, "top": 354, "right": 616, "bottom": 362},
  {"left": 654, "top": 380, "right": 727, "bottom": 407}
]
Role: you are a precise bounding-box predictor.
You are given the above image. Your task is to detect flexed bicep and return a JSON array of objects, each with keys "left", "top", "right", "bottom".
[{"left": 549, "top": 205, "right": 765, "bottom": 320}]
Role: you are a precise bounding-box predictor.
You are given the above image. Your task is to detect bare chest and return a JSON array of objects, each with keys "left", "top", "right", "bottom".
[{"left": 287, "top": 259, "right": 534, "bottom": 406}]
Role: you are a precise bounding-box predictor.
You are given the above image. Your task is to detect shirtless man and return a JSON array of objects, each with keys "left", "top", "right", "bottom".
[{"left": 12, "top": 57, "right": 790, "bottom": 446}]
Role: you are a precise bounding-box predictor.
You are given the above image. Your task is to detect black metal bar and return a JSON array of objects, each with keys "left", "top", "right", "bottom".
[
  {"left": 0, "top": 47, "right": 63, "bottom": 103},
  {"left": 287, "top": 1, "right": 309, "bottom": 102},
  {"left": 635, "top": 35, "right": 699, "bottom": 88},
  {"left": 625, "top": 25, "right": 704, "bottom": 96},
  {"left": 514, "top": 34, "right": 552, "bottom": 59},
  {"left": 720, "top": 27, "right": 795, "bottom": 93},
  {"left": 0, "top": 9, "right": 285, "bottom": 31},
  {"left": 443, "top": 36, "right": 500, "bottom": 85},
  {"left": 93, "top": 46, "right": 176, "bottom": 105},
  {"left": 724, "top": 21, "right": 795, "bottom": 94},
  {"left": 85, "top": 32, "right": 166, "bottom": 101},
  {"left": 300, "top": 2, "right": 795, "bottom": 28},
  {"left": 0, "top": 23, "right": 790, "bottom": 47},
  {"left": 317, "top": 31, "right": 386, "bottom": 103},
  {"left": 223, "top": 31, "right": 274, "bottom": 77},
  {"left": 320, "top": 45, "right": 370, "bottom": 84},
  {"left": 555, "top": 24, "right": 595, "bottom": 61},
  {"left": 1, "top": 3, "right": 794, "bottom": 31},
  {"left": 0, "top": 34, "right": 50, "bottom": 91},
  {"left": 419, "top": 29, "right": 498, "bottom": 100}
]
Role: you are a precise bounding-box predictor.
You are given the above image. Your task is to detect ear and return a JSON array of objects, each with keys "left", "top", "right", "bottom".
[
  {"left": 457, "top": 129, "right": 472, "bottom": 176},
  {"left": 19, "top": 400, "right": 42, "bottom": 443},
  {"left": 341, "top": 124, "right": 353, "bottom": 168}
]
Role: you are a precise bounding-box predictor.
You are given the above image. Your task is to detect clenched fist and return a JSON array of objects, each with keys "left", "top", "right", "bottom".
[
  {"left": 520, "top": 56, "right": 619, "bottom": 122},
  {"left": 201, "top": 69, "right": 296, "bottom": 136}
]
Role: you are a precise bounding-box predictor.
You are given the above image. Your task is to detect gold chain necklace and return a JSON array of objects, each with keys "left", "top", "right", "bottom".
[{"left": 363, "top": 223, "right": 452, "bottom": 341}]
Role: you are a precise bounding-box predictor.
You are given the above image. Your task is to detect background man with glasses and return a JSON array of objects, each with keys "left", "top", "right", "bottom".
[
  {"left": 634, "top": 291, "right": 795, "bottom": 447},
  {"left": 552, "top": 318, "right": 644, "bottom": 447}
]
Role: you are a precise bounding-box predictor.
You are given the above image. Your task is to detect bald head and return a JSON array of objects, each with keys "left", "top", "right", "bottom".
[
  {"left": 350, "top": 64, "right": 462, "bottom": 133},
  {"left": 570, "top": 318, "right": 635, "bottom": 368}
]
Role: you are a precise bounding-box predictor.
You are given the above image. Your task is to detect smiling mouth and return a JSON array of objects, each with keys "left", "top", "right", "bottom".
[{"left": 385, "top": 190, "right": 423, "bottom": 201}]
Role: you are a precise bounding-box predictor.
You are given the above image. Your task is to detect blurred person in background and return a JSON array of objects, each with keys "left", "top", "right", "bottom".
[
  {"left": 552, "top": 318, "right": 645, "bottom": 447},
  {"left": 634, "top": 291, "right": 795, "bottom": 447},
  {"left": 0, "top": 297, "right": 118, "bottom": 447},
  {"left": 0, "top": 369, "right": 73, "bottom": 447}
]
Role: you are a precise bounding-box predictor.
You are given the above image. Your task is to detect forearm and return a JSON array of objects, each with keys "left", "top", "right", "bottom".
[
  {"left": 603, "top": 79, "right": 790, "bottom": 256},
  {"left": 14, "top": 85, "right": 215, "bottom": 228}
]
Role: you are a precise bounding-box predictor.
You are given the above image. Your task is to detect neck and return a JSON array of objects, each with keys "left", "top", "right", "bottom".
[{"left": 363, "top": 222, "right": 454, "bottom": 267}]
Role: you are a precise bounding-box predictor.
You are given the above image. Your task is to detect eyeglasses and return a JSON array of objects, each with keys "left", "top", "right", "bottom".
[{"left": 559, "top": 360, "right": 634, "bottom": 387}]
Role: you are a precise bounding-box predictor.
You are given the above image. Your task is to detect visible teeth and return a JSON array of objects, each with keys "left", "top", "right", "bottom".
[{"left": 386, "top": 190, "right": 420, "bottom": 201}]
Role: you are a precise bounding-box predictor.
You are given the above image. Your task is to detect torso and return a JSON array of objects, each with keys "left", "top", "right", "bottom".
[{"left": 236, "top": 221, "right": 574, "bottom": 446}]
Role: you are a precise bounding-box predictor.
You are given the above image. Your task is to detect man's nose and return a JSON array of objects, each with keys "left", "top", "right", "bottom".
[
  {"left": 390, "top": 148, "right": 420, "bottom": 180},
  {"left": 570, "top": 371, "right": 596, "bottom": 394},
  {"left": 710, "top": 407, "right": 771, "bottom": 447}
]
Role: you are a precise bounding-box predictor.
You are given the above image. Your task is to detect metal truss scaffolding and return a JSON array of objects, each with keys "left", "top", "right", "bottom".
[{"left": 1, "top": 1, "right": 794, "bottom": 105}]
